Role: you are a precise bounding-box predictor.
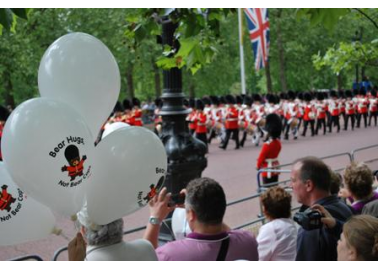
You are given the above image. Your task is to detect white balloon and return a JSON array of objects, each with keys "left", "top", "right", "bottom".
[
  {"left": 38, "top": 32, "right": 121, "bottom": 138},
  {"left": 87, "top": 126, "right": 167, "bottom": 225},
  {"left": 2, "top": 98, "right": 94, "bottom": 216},
  {"left": 172, "top": 208, "right": 191, "bottom": 240},
  {"left": 0, "top": 162, "right": 56, "bottom": 246},
  {"left": 102, "top": 122, "right": 130, "bottom": 139}
]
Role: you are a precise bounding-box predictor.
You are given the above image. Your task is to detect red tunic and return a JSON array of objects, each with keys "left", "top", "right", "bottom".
[
  {"left": 187, "top": 110, "right": 197, "bottom": 131},
  {"left": 358, "top": 98, "right": 368, "bottom": 114},
  {"left": 257, "top": 139, "right": 282, "bottom": 178},
  {"left": 132, "top": 109, "right": 143, "bottom": 126},
  {"left": 195, "top": 111, "right": 207, "bottom": 134},
  {"left": 0, "top": 188, "right": 14, "bottom": 211},
  {"left": 303, "top": 104, "right": 315, "bottom": 121},
  {"left": 64, "top": 159, "right": 85, "bottom": 178},
  {"left": 225, "top": 107, "right": 239, "bottom": 129}
]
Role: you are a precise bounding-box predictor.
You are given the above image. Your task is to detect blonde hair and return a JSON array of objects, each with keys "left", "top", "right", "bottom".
[
  {"left": 343, "top": 215, "right": 378, "bottom": 261},
  {"left": 344, "top": 162, "right": 373, "bottom": 200}
]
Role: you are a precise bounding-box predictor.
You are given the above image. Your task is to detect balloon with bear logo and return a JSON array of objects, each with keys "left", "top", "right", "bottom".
[
  {"left": 1, "top": 98, "right": 94, "bottom": 216},
  {"left": 38, "top": 32, "right": 121, "bottom": 139},
  {"left": 0, "top": 162, "right": 56, "bottom": 246},
  {"left": 87, "top": 126, "right": 167, "bottom": 225}
]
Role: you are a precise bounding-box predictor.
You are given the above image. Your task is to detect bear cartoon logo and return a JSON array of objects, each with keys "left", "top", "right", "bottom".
[
  {"left": 61, "top": 145, "right": 87, "bottom": 181},
  {"left": 0, "top": 185, "right": 16, "bottom": 212},
  {"left": 143, "top": 176, "right": 165, "bottom": 203}
]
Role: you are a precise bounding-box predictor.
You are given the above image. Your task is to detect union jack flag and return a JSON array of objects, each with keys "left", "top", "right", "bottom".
[{"left": 244, "top": 8, "right": 270, "bottom": 71}]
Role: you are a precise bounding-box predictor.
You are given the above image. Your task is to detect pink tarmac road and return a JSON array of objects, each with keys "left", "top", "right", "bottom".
[{"left": 1, "top": 124, "right": 377, "bottom": 260}]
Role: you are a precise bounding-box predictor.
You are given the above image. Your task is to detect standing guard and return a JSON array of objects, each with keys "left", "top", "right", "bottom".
[{"left": 219, "top": 95, "right": 240, "bottom": 150}]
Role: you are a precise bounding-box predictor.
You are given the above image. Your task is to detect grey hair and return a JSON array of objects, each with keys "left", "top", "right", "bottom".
[{"left": 82, "top": 218, "right": 124, "bottom": 246}]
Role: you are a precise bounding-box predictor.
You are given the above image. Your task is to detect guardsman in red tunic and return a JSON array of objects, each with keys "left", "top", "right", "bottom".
[
  {"left": 132, "top": 98, "right": 143, "bottom": 127},
  {"left": 338, "top": 90, "right": 346, "bottom": 125},
  {"left": 357, "top": 88, "right": 368, "bottom": 128},
  {"left": 122, "top": 99, "right": 135, "bottom": 126},
  {"left": 208, "top": 96, "right": 222, "bottom": 144},
  {"left": 219, "top": 95, "right": 240, "bottom": 150},
  {"left": 0, "top": 185, "right": 16, "bottom": 212},
  {"left": 315, "top": 92, "right": 327, "bottom": 135},
  {"left": 301, "top": 92, "right": 316, "bottom": 137},
  {"left": 328, "top": 90, "right": 340, "bottom": 133},
  {"left": 344, "top": 90, "right": 356, "bottom": 131},
  {"left": 240, "top": 95, "right": 253, "bottom": 147},
  {"left": 194, "top": 99, "right": 208, "bottom": 149},
  {"left": 257, "top": 113, "right": 282, "bottom": 186},
  {"left": 186, "top": 98, "right": 197, "bottom": 136},
  {"left": 368, "top": 89, "right": 378, "bottom": 126}
]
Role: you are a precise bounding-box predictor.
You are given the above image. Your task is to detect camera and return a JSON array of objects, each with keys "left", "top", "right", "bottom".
[
  {"left": 293, "top": 208, "right": 323, "bottom": 230},
  {"left": 169, "top": 193, "right": 186, "bottom": 206}
]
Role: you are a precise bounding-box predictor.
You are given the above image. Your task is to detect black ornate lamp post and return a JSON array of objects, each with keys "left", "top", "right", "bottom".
[{"left": 158, "top": 16, "right": 207, "bottom": 197}]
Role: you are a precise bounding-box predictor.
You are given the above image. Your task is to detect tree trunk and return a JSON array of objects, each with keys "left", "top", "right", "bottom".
[
  {"left": 337, "top": 74, "right": 342, "bottom": 90},
  {"left": 276, "top": 9, "right": 287, "bottom": 92},
  {"left": 152, "top": 59, "right": 161, "bottom": 98},
  {"left": 265, "top": 60, "right": 273, "bottom": 93},
  {"left": 3, "top": 70, "right": 15, "bottom": 109},
  {"left": 126, "top": 66, "right": 134, "bottom": 99}
]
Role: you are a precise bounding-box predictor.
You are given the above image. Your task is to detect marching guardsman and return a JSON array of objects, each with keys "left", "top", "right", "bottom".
[
  {"left": 301, "top": 92, "right": 316, "bottom": 137},
  {"left": 186, "top": 98, "right": 197, "bottom": 136},
  {"left": 240, "top": 95, "right": 253, "bottom": 147},
  {"left": 265, "top": 94, "right": 279, "bottom": 115},
  {"left": 131, "top": 98, "right": 143, "bottom": 127},
  {"left": 122, "top": 99, "right": 134, "bottom": 126},
  {"left": 295, "top": 92, "right": 304, "bottom": 131},
  {"left": 194, "top": 99, "right": 208, "bottom": 149},
  {"left": 208, "top": 96, "right": 223, "bottom": 144},
  {"left": 368, "top": 89, "right": 378, "bottom": 126},
  {"left": 315, "top": 92, "right": 327, "bottom": 135},
  {"left": 256, "top": 113, "right": 282, "bottom": 186},
  {"left": 344, "top": 90, "right": 356, "bottom": 131},
  {"left": 283, "top": 91, "right": 298, "bottom": 140},
  {"left": 338, "top": 90, "right": 346, "bottom": 125},
  {"left": 153, "top": 98, "right": 163, "bottom": 136},
  {"left": 219, "top": 95, "right": 240, "bottom": 150},
  {"left": 357, "top": 88, "right": 368, "bottom": 128},
  {"left": 0, "top": 105, "right": 10, "bottom": 162},
  {"left": 251, "top": 94, "right": 265, "bottom": 146},
  {"left": 328, "top": 90, "right": 340, "bottom": 133}
]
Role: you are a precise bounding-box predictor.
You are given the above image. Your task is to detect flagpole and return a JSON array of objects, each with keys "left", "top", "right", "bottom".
[{"left": 238, "top": 8, "right": 247, "bottom": 95}]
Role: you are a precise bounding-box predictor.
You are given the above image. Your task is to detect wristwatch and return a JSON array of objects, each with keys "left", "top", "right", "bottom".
[{"left": 149, "top": 216, "right": 161, "bottom": 225}]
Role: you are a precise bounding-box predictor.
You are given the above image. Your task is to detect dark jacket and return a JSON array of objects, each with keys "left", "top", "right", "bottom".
[{"left": 296, "top": 195, "right": 353, "bottom": 261}]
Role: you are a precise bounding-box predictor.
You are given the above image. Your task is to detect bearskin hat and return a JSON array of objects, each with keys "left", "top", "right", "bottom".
[
  {"left": 243, "top": 95, "right": 252, "bottom": 107},
  {"left": 353, "top": 88, "right": 359, "bottom": 97},
  {"left": 338, "top": 90, "right": 345, "bottom": 99},
  {"left": 0, "top": 105, "right": 10, "bottom": 122},
  {"left": 287, "top": 90, "right": 296, "bottom": 100},
  {"left": 267, "top": 94, "right": 276, "bottom": 104},
  {"left": 195, "top": 99, "right": 205, "bottom": 111},
  {"left": 253, "top": 94, "right": 262, "bottom": 102},
  {"left": 189, "top": 98, "right": 196, "bottom": 108},
  {"left": 345, "top": 90, "right": 353, "bottom": 99},
  {"left": 225, "top": 95, "right": 236, "bottom": 105},
  {"left": 279, "top": 92, "right": 287, "bottom": 100},
  {"left": 371, "top": 89, "right": 377, "bottom": 97},
  {"left": 265, "top": 113, "right": 282, "bottom": 139},
  {"left": 330, "top": 90, "right": 338, "bottom": 98},
  {"left": 236, "top": 95, "right": 243, "bottom": 104},
  {"left": 155, "top": 98, "right": 163, "bottom": 108},
  {"left": 317, "top": 92, "right": 325, "bottom": 101},
  {"left": 64, "top": 145, "right": 80, "bottom": 163},
  {"left": 113, "top": 101, "right": 123, "bottom": 113},
  {"left": 359, "top": 88, "right": 366, "bottom": 96},
  {"left": 297, "top": 92, "right": 304, "bottom": 100},
  {"left": 123, "top": 99, "right": 132, "bottom": 110},
  {"left": 304, "top": 92, "right": 312, "bottom": 102},
  {"left": 132, "top": 97, "right": 141, "bottom": 107},
  {"left": 210, "top": 95, "right": 220, "bottom": 106},
  {"left": 202, "top": 96, "right": 211, "bottom": 106}
]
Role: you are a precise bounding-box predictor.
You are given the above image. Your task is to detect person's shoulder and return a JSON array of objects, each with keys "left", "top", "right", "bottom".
[{"left": 229, "top": 229, "right": 257, "bottom": 242}]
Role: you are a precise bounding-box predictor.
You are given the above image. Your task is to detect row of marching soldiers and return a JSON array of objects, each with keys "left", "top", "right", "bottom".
[{"left": 179, "top": 88, "right": 378, "bottom": 150}]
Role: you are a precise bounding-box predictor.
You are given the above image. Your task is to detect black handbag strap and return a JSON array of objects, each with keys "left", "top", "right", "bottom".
[{"left": 216, "top": 237, "right": 230, "bottom": 261}]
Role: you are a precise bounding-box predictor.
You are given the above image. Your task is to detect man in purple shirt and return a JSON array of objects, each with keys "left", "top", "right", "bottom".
[{"left": 143, "top": 177, "right": 259, "bottom": 261}]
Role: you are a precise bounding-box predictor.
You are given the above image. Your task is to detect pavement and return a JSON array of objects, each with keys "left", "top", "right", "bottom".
[{"left": 1, "top": 123, "right": 378, "bottom": 261}]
